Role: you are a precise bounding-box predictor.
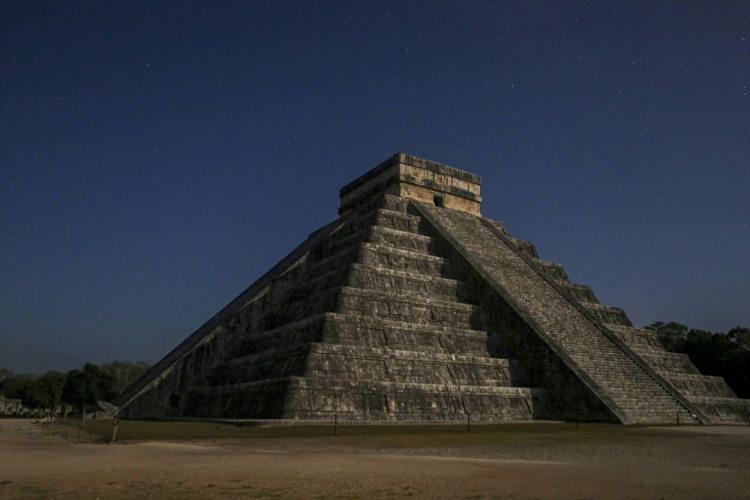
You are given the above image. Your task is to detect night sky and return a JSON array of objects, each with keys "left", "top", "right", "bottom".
[{"left": 1, "top": 1, "right": 748, "bottom": 374}]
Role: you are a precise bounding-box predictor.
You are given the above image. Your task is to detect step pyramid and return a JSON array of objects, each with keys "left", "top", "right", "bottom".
[{"left": 116, "top": 153, "right": 750, "bottom": 424}]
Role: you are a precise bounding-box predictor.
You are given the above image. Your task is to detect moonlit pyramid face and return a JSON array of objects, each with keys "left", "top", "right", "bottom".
[{"left": 117, "top": 153, "right": 749, "bottom": 425}]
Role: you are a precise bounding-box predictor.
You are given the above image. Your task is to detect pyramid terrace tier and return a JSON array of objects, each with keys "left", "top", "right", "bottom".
[
  {"left": 189, "top": 377, "right": 545, "bottom": 421},
  {"left": 665, "top": 373, "right": 737, "bottom": 399},
  {"left": 282, "top": 260, "right": 472, "bottom": 313},
  {"left": 209, "top": 342, "right": 530, "bottom": 389},
  {"left": 686, "top": 397, "right": 750, "bottom": 424},
  {"left": 334, "top": 286, "right": 483, "bottom": 329},
  {"left": 629, "top": 351, "right": 702, "bottom": 375},
  {"left": 226, "top": 281, "right": 483, "bottom": 336},
  {"left": 604, "top": 325, "right": 665, "bottom": 350},
  {"left": 560, "top": 283, "right": 599, "bottom": 304},
  {"left": 232, "top": 313, "right": 498, "bottom": 358},
  {"left": 307, "top": 209, "right": 437, "bottom": 269},
  {"left": 581, "top": 303, "right": 632, "bottom": 327}
]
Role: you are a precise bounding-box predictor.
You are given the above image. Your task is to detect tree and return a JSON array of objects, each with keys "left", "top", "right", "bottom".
[
  {"left": 727, "top": 327, "right": 750, "bottom": 351},
  {"left": 42, "top": 370, "right": 67, "bottom": 389},
  {"left": 0, "top": 373, "right": 37, "bottom": 401},
  {"left": 62, "top": 364, "right": 116, "bottom": 425},
  {"left": 646, "top": 321, "right": 689, "bottom": 351},
  {"left": 22, "top": 378, "right": 61, "bottom": 414},
  {"left": 647, "top": 321, "right": 750, "bottom": 399},
  {"left": 0, "top": 373, "right": 62, "bottom": 416},
  {"left": 100, "top": 360, "right": 153, "bottom": 394}
]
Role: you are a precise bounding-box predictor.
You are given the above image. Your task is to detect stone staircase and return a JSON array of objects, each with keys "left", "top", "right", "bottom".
[
  {"left": 414, "top": 202, "right": 704, "bottom": 425},
  {"left": 498, "top": 224, "right": 750, "bottom": 424},
  {"left": 605, "top": 324, "right": 750, "bottom": 424}
]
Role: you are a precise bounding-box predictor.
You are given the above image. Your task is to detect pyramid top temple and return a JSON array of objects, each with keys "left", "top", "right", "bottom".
[
  {"left": 340, "top": 153, "right": 482, "bottom": 216},
  {"left": 115, "top": 153, "right": 750, "bottom": 425}
]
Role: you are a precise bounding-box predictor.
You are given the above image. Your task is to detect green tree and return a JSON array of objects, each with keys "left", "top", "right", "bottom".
[
  {"left": 22, "top": 378, "right": 62, "bottom": 414},
  {"left": 647, "top": 321, "right": 750, "bottom": 399},
  {"left": 62, "top": 364, "right": 116, "bottom": 425},
  {"left": 727, "top": 327, "right": 750, "bottom": 351},
  {"left": 42, "top": 370, "right": 67, "bottom": 389},
  {"left": 646, "top": 321, "right": 689, "bottom": 351},
  {"left": 100, "top": 360, "right": 153, "bottom": 394},
  {"left": 1, "top": 374, "right": 37, "bottom": 401}
]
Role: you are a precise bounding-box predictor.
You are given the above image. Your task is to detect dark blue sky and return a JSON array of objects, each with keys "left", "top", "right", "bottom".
[{"left": 1, "top": 1, "right": 748, "bottom": 374}]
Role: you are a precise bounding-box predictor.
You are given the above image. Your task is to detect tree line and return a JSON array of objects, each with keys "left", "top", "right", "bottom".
[
  {"left": 0, "top": 360, "right": 152, "bottom": 416},
  {"left": 646, "top": 322, "right": 749, "bottom": 398}
]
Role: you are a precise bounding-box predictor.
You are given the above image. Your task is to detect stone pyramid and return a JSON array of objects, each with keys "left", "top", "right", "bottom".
[{"left": 116, "top": 153, "right": 749, "bottom": 424}]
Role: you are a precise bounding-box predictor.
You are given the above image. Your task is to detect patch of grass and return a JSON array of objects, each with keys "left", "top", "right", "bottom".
[{"left": 18, "top": 484, "right": 58, "bottom": 499}]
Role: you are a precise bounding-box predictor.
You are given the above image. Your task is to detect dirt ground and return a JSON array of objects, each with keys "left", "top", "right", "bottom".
[{"left": 1, "top": 419, "right": 749, "bottom": 500}]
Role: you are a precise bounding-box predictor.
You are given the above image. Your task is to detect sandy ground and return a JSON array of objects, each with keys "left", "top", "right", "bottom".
[{"left": 1, "top": 419, "right": 749, "bottom": 499}]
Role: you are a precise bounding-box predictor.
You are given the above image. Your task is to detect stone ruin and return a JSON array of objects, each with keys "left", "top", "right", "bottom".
[
  {"left": 0, "top": 396, "right": 25, "bottom": 416},
  {"left": 116, "top": 153, "right": 750, "bottom": 424}
]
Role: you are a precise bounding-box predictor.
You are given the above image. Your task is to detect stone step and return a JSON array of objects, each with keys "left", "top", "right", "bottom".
[
  {"left": 357, "top": 242, "right": 455, "bottom": 278},
  {"left": 631, "top": 351, "right": 701, "bottom": 375},
  {"left": 310, "top": 222, "right": 369, "bottom": 260},
  {"left": 234, "top": 323, "right": 492, "bottom": 360},
  {"left": 322, "top": 312, "right": 490, "bottom": 339},
  {"left": 366, "top": 225, "right": 436, "bottom": 255},
  {"left": 531, "top": 259, "right": 570, "bottom": 283},
  {"left": 604, "top": 324, "right": 664, "bottom": 350},
  {"left": 664, "top": 373, "right": 737, "bottom": 398},
  {"left": 202, "top": 375, "right": 545, "bottom": 398},
  {"left": 306, "top": 240, "right": 454, "bottom": 287},
  {"left": 347, "top": 193, "right": 412, "bottom": 216},
  {"left": 335, "top": 286, "right": 483, "bottom": 329},
  {"left": 226, "top": 315, "right": 501, "bottom": 384},
  {"left": 284, "top": 379, "right": 544, "bottom": 420},
  {"left": 320, "top": 312, "right": 492, "bottom": 354},
  {"left": 370, "top": 208, "right": 424, "bottom": 234},
  {"left": 307, "top": 207, "right": 430, "bottom": 271},
  {"left": 228, "top": 313, "right": 328, "bottom": 356},
  {"left": 246, "top": 269, "right": 482, "bottom": 334},
  {"left": 303, "top": 370, "right": 516, "bottom": 388},
  {"left": 306, "top": 243, "right": 359, "bottom": 280},
  {"left": 581, "top": 303, "right": 632, "bottom": 327},
  {"left": 306, "top": 342, "right": 515, "bottom": 366},
  {"left": 279, "top": 411, "right": 536, "bottom": 422},
  {"left": 344, "top": 263, "right": 473, "bottom": 304},
  {"left": 561, "top": 283, "right": 599, "bottom": 304},
  {"left": 689, "top": 397, "right": 750, "bottom": 424},
  {"left": 195, "top": 376, "right": 545, "bottom": 420},
  {"left": 211, "top": 357, "right": 517, "bottom": 390},
  {"left": 297, "top": 261, "right": 471, "bottom": 309},
  {"left": 339, "top": 275, "right": 469, "bottom": 305},
  {"left": 505, "top": 236, "right": 539, "bottom": 259},
  {"left": 224, "top": 341, "right": 519, "bottom": 372}
]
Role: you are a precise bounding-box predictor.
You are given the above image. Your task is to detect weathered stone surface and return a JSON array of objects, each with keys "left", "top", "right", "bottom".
[{"left": 116, "top": 152, "right": 749, "bottom": 424}]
